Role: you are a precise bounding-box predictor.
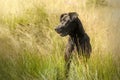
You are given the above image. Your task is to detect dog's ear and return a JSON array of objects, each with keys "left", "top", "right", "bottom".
[
  {"left": 69, "top": 12, "right": 78, "bottom": 21},
  {"left": 60, "top": 13, "right": 67, "bottom": 22}
]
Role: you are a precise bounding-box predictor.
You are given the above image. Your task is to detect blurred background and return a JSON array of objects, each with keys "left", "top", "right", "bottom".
[{"left": 0, "top": 0, "right": 120, "bottom": 80}]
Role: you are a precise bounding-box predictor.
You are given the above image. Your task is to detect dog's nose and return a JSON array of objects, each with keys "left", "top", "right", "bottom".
[{"left": 54, "top": 27, "right": 58, "bottom": 32}]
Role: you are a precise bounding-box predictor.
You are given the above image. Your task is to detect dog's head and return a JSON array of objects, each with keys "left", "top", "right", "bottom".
[{"left": 55, "top": 12, "right": 79, "bottom": 37}]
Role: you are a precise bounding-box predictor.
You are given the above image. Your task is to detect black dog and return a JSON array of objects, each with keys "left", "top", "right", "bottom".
[{"left": 55, "top": 12, "right": 92, "bottom": 78}]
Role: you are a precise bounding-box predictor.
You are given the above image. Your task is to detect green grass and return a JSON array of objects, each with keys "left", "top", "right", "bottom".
[
  {"left": 0, "top": 0, "right": 120, "bottom": 80},
  {"left": 0, "top": 50, "right": 119, "bottom": 80}
]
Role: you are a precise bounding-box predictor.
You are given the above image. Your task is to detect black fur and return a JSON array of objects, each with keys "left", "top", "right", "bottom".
[{"left": 55, "top": 12, "right": 92, "bottom": 78}]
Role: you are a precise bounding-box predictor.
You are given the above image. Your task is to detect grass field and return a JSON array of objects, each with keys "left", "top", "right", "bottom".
[{"left": 0, "top": 0, "right": 120, "bottom": 80}]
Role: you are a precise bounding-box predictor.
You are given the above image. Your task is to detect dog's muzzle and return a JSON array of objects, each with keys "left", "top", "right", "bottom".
[
  {"left": 55, "top": 26, "right": 68, "bottom": 37},
  {"left": 55, "top": 26, "right": 62, "bottom": 34}
]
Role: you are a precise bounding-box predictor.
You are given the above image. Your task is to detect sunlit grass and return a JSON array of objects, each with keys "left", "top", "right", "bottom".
[{"left": 0, "top": 0, "right": 120, "bottom": 80}]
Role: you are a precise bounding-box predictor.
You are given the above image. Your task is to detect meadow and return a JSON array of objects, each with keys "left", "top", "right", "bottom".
[{"left": 0, "top": 0, "right": 120, "bottom": 80}]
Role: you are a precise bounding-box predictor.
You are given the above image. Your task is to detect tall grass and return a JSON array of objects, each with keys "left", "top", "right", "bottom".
[{"left": 0, "top": 0, "right": 120, "bottom": 80}]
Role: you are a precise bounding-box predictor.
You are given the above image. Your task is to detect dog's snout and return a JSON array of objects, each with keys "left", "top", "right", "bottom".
[
  {"left": 55, "top": 26, "right": 63, "bottom": 33},
  {"left": 55, "top": 27, "right": 60, "bottom": 32}
]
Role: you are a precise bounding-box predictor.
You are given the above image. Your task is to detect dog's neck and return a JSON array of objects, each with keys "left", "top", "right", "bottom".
[
  {"left": 76, "top": 18, "right": 85, "bottom": 37},
  {"left": 70, "top": 18, "right": 85, "bottom": 38},
  {"left": 69, "top": 18, "right": 86, "bottom": 54}
]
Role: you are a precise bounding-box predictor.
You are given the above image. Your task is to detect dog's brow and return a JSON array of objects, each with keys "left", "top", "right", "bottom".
[
  {"left": 62, "top": 15, "right": 70, "bottom": 21},
  {"left": 62, "top": 15, "right": 68, "bottom": 19}
]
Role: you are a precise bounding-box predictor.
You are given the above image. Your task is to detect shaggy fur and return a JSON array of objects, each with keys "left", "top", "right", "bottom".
[{"left": 55, "top": 12, "right": 92, "bottom": 78}]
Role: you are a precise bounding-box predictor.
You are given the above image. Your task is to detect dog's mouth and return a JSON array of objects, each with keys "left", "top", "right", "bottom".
[
  {"left": 55, "top": 26, "right": 70, "bottom": 37},
  {"left": 59, "top": 32, "right": 68, "bottom": 37},
  {"left": 55, "top": 29, "right": 69, "bottom": 37}
]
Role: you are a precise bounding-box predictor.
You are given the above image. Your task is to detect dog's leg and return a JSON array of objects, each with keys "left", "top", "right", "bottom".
[{"left": 64, "top": 38, "right": 74, "bottom": 78}]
